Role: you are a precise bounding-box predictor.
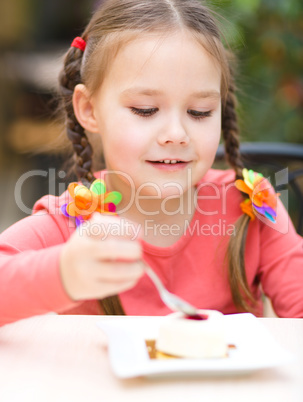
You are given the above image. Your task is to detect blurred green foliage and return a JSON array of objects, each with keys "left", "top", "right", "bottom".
[{"left": 212, "top": 0, "right": 303, "bottom": 143}]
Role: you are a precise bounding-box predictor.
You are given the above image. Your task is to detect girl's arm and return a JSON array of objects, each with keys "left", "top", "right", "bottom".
[
  {"left": 0, "top": 195, "right": 143, "bottom": 326},
  {"left": 0, "top": 211, "right": 79, "bottom": 326}
]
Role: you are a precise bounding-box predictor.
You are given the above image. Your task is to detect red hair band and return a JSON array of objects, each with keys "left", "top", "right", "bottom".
[{"left": 71, "top": 37, "right": 86, "bottom": 52}]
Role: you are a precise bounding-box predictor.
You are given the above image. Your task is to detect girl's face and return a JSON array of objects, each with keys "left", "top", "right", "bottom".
[{"left": 90, "top": 30, "right": 222, "bottom": 199}]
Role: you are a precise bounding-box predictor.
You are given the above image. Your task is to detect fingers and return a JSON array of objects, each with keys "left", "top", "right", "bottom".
[
  {"left": 60, "top": 240, "right": 144, "bottom": 301},
  {"left": 61, "top": 213, "right": 145, "bottom": 301},
  {"left": 73, "top": 260, "right": 144, "bottom": 300},
  {"left": 97, "top": 239, "right": 142, "bottom": 261},
  {"left": 80, "top": 237, "right": 142, "bottom": 261},
  {"left": 92, "top": 260, "right": 144, "bottom": 283}
]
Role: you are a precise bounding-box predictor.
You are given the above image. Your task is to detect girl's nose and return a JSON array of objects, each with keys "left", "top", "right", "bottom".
[{"left": 157, "top": 115, "right": 189, "bottom": 146}]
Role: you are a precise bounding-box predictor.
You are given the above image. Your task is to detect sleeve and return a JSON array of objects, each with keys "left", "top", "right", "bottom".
[
  {"left": 0, "top": 208, "right": 80, "bottom": 326},
  {"left": 257, "top": 198, "right": 303, "bottom": 317}
]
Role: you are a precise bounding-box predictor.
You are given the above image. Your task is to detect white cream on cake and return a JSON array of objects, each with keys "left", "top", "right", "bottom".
[{"left": 156, "top": 309, "right": 227, "bottom": 358}]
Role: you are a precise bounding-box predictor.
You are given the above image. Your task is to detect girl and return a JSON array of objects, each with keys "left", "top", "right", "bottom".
[{"left": 0, "top": 0, "right": 302, "bottom": 326}]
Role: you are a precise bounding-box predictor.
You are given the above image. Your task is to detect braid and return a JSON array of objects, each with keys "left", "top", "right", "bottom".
[
  {"left": 222, "top": 67, "right": 257, "bottom": 313},
  {"left": 59, "top": 44, "right": 125, "bottom": 315},
  {"left": 221, "top": 74, "right": 244, "bottom": 179},
  {"left": 59, "top": 45, "right": 94, "bottom": 186},
  {"left": 226, "top": 215, "right": 256, "bottom": 312}
]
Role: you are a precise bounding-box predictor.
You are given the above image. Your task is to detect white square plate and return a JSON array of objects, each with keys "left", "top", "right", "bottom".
[{"left": 97, "top": 313, "right": 294, "bottom": 379}]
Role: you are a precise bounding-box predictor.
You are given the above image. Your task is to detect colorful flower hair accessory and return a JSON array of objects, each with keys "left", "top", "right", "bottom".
[
  {"left": 61, "top": 179, "right": 122, "bottom": 226},
  {"left": 235, "top": 168, "right": 280, "bottom": 223}
]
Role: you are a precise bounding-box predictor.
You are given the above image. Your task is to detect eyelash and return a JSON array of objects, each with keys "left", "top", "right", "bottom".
[
  {"left": 188, "top": 110, "right": 212, "bottom": 120},
  {"left": 130, "top": 107, "right": 212, "bottom": 120},
  {"left": 130, "top": 108, "right": 157, "bottom": 118}
]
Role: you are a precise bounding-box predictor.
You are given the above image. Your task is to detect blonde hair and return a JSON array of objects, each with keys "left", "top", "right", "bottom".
[{"left": 59, "top": 0, "right": 256, "bottom": 315}]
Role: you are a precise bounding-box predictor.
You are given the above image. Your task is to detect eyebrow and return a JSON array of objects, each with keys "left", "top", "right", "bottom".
[
  {"left": 120, "top": 87, "right": 221, "bottom": 99},
  {"left": 190, "top": 90, "right": 221, "bottom": 100}
]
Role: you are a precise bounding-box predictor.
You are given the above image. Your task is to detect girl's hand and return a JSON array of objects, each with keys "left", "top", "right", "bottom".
[{"left": 59, "top": 214, "right": 144, "bottom": 301}]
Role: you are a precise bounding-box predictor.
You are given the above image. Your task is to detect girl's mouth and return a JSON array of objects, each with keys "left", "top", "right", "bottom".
[
  {"left": 151, "top": 159, "right": 185, "bottom": 164},
  {"left": 147, "top": 159, "right": 190, "bottom": 170}
]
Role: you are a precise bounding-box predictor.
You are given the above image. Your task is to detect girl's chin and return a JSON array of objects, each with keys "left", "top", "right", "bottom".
[
  {"left": 159, "top": 189, "right": 187, "bottom": 200},
  {"left": 136, "top": 185, "right": 188, "bottom": 199}
]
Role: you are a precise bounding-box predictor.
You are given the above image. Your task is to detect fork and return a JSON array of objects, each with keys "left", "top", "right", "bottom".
[{"left": 142, "top": 263, "right": 199, "bottom": 317}]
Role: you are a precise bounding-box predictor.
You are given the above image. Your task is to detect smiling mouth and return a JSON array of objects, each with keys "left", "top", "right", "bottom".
[{"left": 148, "top": 160, "right": 188, "bottom": 164}]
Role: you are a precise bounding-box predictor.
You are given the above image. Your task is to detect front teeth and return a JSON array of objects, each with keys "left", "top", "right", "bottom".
[{"left": 155, "top": 159, "right": 180, "bottom": 164}]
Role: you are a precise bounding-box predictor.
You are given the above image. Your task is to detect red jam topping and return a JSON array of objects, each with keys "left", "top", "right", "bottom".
[{"left": 185, "top": 313, "right": 209, "bottom": 320}]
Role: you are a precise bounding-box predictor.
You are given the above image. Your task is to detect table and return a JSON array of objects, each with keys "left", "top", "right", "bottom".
[{"left": 0, "top": 315, "right": 302, "bottom": 402}]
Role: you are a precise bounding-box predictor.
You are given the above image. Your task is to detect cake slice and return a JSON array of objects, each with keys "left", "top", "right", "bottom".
[{"left": 156, "top": 309, "right": 227, "bottom": 358}]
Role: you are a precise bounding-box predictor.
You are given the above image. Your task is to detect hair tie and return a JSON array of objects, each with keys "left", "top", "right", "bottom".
[
  {"left": 235, "top": 168, "right": 280, "bottom": 223},
  {"left": 61, "top": 179, "right": 122, "bottom": 226},
  {"left": 71, "top": 37, "right": 86, "bottom": 52}
]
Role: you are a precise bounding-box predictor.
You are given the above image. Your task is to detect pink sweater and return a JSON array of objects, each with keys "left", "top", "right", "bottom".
[{"left": 1, "top": 169, "right": 303, "bottom": 326}]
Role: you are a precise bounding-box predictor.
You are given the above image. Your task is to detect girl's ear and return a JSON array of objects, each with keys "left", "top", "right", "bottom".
[{"left": 72, "top": 84, "right": 99, "bottom": 133}]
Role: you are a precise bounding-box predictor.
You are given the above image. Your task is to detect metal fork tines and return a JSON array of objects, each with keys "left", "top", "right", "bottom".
[{"left": 142, "top": 263, "right": 199, "bottom": 317}]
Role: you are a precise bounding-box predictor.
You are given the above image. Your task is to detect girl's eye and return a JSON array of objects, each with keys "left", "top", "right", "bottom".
[
  {"left": 188, "top": 110, "right": 212, "bottom": 120},
  {"left": 130, "top": 107, "right": 212, "bottom": 120},
  {"left": 130, "top": 107, "right": 158, "bottom": 117}
]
